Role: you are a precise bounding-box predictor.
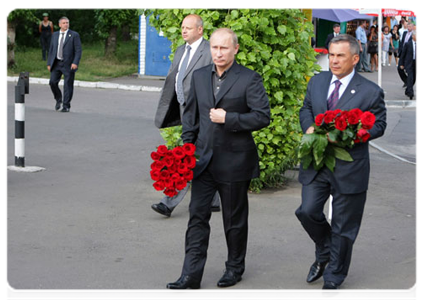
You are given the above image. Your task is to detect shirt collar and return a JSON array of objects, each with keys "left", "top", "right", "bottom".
[
  {"left": 186, "top": 37, "right": 203, "bottom": 53},
  {"left": 331, "top": 69, "right": 355, "bottom": 87}
]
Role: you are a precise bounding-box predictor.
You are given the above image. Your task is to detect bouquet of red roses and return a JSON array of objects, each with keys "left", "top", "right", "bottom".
[
  {"left": 298, "top": 108, "right": 376, "bottom": 172},
  {"left": 150, "top": 143, "right": 196, "bottom": 197}
]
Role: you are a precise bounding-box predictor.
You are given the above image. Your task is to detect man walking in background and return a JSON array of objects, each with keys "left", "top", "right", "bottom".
[
  {"left": 47, "top": 17, "right": 82, "bottom": 113},
  {"left": 153, "top": 14, "right": 220, "bottom": 217}
]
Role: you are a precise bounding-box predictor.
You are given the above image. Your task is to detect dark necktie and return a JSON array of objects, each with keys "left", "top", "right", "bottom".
[
  {"left": 58, "top": 32, "right": 65, "bottom": 60},
  {"left": 176, "top": 45, "right": 191, "bottom": 105},
  {"left": 327, "top": 80, "right": 342, "bottom": 110}
]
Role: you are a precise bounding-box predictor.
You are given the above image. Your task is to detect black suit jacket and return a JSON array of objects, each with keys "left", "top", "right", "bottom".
[
  {"left": 47, "top": 30, "right": 82, "bottom": 70},
  {"left": 299, "top": 71, "right": 387, "bottom": 194},
  {"left": 325, "top": 33, "right": 335, "bottom": 50},
  {"left": 182, "top": 62, "right": 270, "bottom": 182},
  {"left": 399, "top": 39, "right": 416, "bottom": 70},
  {"left": 399, "top": 30, "right": 412, "bottom": 56},
  {"left": 155, "top": 39, "right": 212, "bottom": 128}
]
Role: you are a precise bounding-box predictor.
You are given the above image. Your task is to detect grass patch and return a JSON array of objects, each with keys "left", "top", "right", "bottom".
[{"left": 8, "top": 40, "right": 138, "bottom": 82}]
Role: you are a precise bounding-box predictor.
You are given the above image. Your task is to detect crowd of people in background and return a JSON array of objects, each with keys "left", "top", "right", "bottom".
[{"left": 324, "top": 16, "right": 416, "bottom": 100}]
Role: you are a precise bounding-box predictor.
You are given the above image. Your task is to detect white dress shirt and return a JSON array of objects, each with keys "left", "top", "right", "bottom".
[
  {"left": 175, "top": 37, "right": 203, "bottom": 92},
  {"left": 57, "top": 30, "right": 69, "bottom": 60},
  {"left": 327, "top": 69, "right": 356, "bottom": 100}
]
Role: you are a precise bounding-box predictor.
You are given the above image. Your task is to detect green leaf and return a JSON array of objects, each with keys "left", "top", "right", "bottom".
[
  {"left": 324, "top": 154, "right": 336, "bottom": 172},
  {"left": 332, "top": 146, "right": 353, "bottom": 162},
  {"left": 288, "top": 53, "right": 296, "bottom": 61},
  {"left": 312, "top": 134, "right": 328, "bottom": 165}
]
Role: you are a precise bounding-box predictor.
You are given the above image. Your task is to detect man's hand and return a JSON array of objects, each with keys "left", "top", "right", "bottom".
[
  {"left": 71, "top": 64, "right": 78, "bottom": 70},
  {"left": 47, "top": 65, "right": 51, "bottom": 72},
  {"left": 210, "top": 108, "right": 226, "bottom": 124},
  {"left": 305, "top": 126, "right": 314, "bottom": 134}
]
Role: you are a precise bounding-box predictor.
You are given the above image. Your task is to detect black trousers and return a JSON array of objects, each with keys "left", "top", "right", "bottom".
[
  {"left": 49, "top": 60, "right": 76, "bottom": 109},
  {"left": 182, "top": 167, "right": 250, "bottom": 281},
  {"left": 405, "top": 61, "right": 416, "bottom": 97},
  {"left": 295, "top": 167, "right": 367, "bottom": 285}
]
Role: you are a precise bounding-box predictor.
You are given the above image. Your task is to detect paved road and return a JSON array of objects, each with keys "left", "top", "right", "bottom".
[{"left": 6, "top": 82, "right": 416, "bottom": 297}]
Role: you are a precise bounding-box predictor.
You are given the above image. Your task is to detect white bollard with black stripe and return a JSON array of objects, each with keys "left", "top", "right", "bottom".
[
  {"left": 8, "top": 72, "right": 45, "bottom": 173},
  {"left": 15, "top": 83, "right": 25, "bottom": 167}
]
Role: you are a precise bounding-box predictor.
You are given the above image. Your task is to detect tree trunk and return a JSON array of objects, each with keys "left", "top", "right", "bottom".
[
  {"left": 7, "top": 20, "right": 16, "bottom": 68},
  {"left": 104, "top": 26, "right": 117, "bottom": 57}
]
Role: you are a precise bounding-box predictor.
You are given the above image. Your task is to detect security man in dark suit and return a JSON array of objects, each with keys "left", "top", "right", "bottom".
[
  {"left": 397, "top": 22, "right": 414, "bottom": 87},
  {"left": 47, "top": 17, "right": 82, "bottom": 112},
  {"left": 325, "top": 23, "right": 341, "bottom": 50},
  {"left": 152, "top": 14, "right": 220, "bottom": 217},
  {"left": 296, "top": 34, "right": 386, "bottom": 289},
  {"left": 166, "top": 28, "right": 270, "bottom": 289},
  {"left": 399, "top": 31, "right": 416, "bottom": 99}
]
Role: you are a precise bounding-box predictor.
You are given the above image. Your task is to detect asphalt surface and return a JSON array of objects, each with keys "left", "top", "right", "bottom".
[{"left": 5, "top": 64, "right": 417, "bottom": 299}]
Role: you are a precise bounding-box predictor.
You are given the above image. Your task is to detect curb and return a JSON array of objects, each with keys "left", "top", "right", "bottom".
[
  {"left": 7, "top": 76, "right": 163, "bottom": 93},
  {"left": 7, "top": 76, "right": 415, "bottom": 107}
]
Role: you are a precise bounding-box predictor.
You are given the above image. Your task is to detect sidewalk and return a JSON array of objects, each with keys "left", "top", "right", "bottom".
[{"left": 7, "top": 60, "right": 416, "bottom": 107}]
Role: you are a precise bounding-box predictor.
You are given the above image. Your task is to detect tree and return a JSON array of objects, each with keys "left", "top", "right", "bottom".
[
  {"left": 144, "top": 9, "right": 320, "bottom": 191},
  {"left": 94, "top": 9, "right": 138, "bottom": 57},
  {"left": 7, "top": 9, "right": 38, "bottom": 67}
]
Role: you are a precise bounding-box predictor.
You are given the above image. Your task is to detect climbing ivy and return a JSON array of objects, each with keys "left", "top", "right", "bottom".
[{"left": 143, "top": 9, "right": 320, "bottom": 191}]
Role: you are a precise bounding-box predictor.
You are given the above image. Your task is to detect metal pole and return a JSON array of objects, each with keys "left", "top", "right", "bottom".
[
  {"left": 378, "top": 9, "right": 382, "bottom": 88},
  {"left": 14, "top": 72, "right": 29, "bottom": 168}
]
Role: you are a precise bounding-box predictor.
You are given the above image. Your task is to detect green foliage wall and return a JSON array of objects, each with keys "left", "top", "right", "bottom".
[{"left": 145, "top": 9, "right": 320, "bottom": 191}]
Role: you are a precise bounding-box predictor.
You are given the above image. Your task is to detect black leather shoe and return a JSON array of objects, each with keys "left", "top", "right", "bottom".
[
  {"left": 151, "top": 203, "right": 172, "bottom": 217},
  {"left": 55, "top": 101, "right": 62, "bottom": 111},
  {"left": 306, "top": 261, "right": 328, "bottom": 283},
  {"left": 322, "top": 281, "right": 339, "bottom": 298},
  {"left": 217, "top": 269, "right": 242, "bottom": 287},
  {"left": 211, "top": 206, "right": 220, "bottom": 212},
  {"left": 166, "top": 275, "right": 200, "bottom": 289},
  {"left": 60, "top": 107, "right": 70, "bottom": 113}
]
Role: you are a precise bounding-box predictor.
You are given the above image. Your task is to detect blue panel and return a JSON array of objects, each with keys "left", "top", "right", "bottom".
[{"left": 145, "top": 16, "right": 172, "bottom": 76}]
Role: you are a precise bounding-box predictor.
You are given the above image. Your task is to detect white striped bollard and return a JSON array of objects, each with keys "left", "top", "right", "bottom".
[{"left": 14, "top": 72, "right": 28, "bottom": 167}]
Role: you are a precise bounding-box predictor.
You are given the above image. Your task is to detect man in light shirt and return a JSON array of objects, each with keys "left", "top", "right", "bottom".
[{"left": 153, "top": 14, "right": 220, "bottom": 217}]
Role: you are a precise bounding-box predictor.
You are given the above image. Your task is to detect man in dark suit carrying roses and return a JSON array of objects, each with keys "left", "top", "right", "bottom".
[
  {"left": 296, "top": 34, "right": 387, "bottom": 289},
  {"left": 166, "top": 28, "right": 270, "bottom": 289}
]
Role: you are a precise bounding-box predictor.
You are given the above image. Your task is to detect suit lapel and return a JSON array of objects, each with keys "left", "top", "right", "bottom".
[
  {"left": 185, "top": 39, "right": 205, "bottom": 76},
  {"left": 215, "top": 62, "right": 241, "bottom": 107},
  {"left": 317, "top": 72, "right": 332, "bottom": 113},
  {"left": 335, "top": 73, "right": 362, "bottom": 110},
  {"left": 63, "top": 30, "right": 72, "bottom": 47}
]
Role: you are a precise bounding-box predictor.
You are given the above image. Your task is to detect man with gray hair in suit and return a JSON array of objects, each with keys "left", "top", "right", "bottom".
[{"left": 152, "top": 14, "right": 220, "bottom": 217}]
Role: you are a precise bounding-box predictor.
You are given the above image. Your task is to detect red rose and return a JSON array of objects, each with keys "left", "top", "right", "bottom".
[
  {"left": 324, "top": 110, "right": 336, "bottom": 124},
  {"left": 357, "top": 128, "right": 371, "bottom": 142},
  {"left": 171, "top": 173, "right": 181, "bottom": 181},
  {"left": 164, "top": 187, "right": 178, "bottom": 197},
  {"left": 157, "top": 145, "right": 168, "bottom": 156},
  {"left": 160, "top": 169, "right": 170, "bottom": 180},
  {"left": 184, "top": 155, "right": 196, "bottom": 169},
  {"left": 150, "top": 169, "right": 161, "bottom": 181},
  {"left": 178, "top": 162, "right": 189, "bottom": 174},
  {"left": 151, "top": 151, "right": 161, "bottom": 161},
  {"left": 315, "top": 113, "right": 324, "bottom": 127},
  {"left": 335, "top": 115, "right": 348, "bottom": 131},
  {"left": 163, "top": 156, "right": 174, "bottom": 167},
  {"left": 163, "top": 178, "right": 175, "bottom": 188},
  {"left": 184, "top": 170, "right": 194, "bottom": 181},
  {"left": 173, "top": 146, "right": 186, "bottom": 160},
  {"left": 347, "top": 109, "right": 362, "bottom": 125},
  {"left": 360, "top": 111, "right": 376, "bottom": 130},
  {"left": 153, "top": 181, "right": 165, "bottom": 191},
  {"left": 333, "top": 109, "right": 342, "bottom": 115},
  {"left": 151, "top": 160, "right": 165, "bottom": 171},
  {"left": 175, "top": 179, "right": 187, "bottom": 191},
  {"left": 182, "top": 143, "right": 196, "bottom": 156}
]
